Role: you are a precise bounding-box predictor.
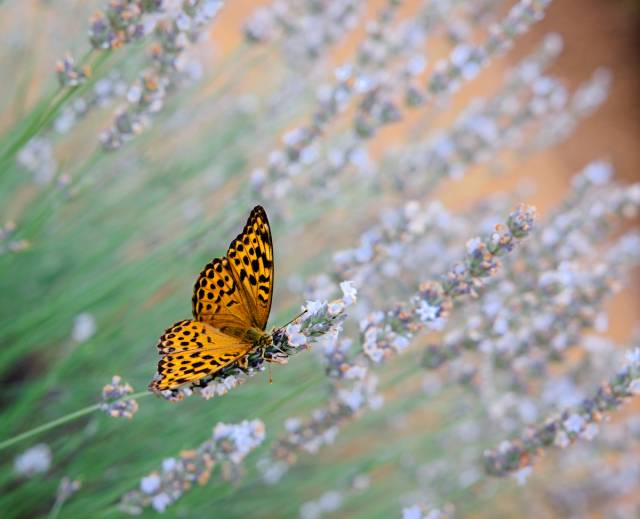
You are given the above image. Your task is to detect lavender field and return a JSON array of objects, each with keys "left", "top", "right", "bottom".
[{"left": 1, "top": 1, "right": 639, "bottom": 518}]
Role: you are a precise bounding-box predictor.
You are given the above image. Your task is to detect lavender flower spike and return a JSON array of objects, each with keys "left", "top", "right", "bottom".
[{"left": 484, "top": 347, "right": 640, "bottom": 478}]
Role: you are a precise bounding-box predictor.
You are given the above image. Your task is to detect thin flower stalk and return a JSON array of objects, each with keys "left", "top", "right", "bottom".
[
  {"left": 0, "top": 221, "right": 29, "bottom": 255},
  {"left": 427, "top": 0, "right": 553, "bottom": 96},
  {"left": 277, "top": 0, "right": 553, "bottom": 204},
  {"left": 528, "top": 68, "right": 612, "bottom": 152},
  {"left": 88, "top": 0, "right": 164, "bottom": 51},
  {"left": 53, "top": 72, "right": 128, "bottom": 135},
  {"left": 100, "top": 1, "right": 225, "bottom": 149},
  {"left": 56, "top": 54, "right": 92, "bottom": 88},
  {"left": 545, "top": 416, "right": 640, "bottom": 517},
  {"left": 483, "top": 348, "right": 640, "bottom": 477},
  {"left": 244, "top": 0, "right": 365, "bottom": 62},
  {"left": 387, "top": 34, "right": 570, "bottom": 194},
  {"left": 250, "top": 0, "right": 414, "bottom": 196},
  {"left": 260, "top": 342, "right": 382, "bottom": 483},
  {"left": 513, "top": 162, "right": 640, "bottom": 277},
  {"left": 253, "top": 0, "right": 505, "bottom": 200},
  {"left": 317, "top": 200, "right": 466, "bottom": 299},
  {"left": 424, "top": 232, "right": 640, "bottom": 373},
  {"left": 361, "top": 204, "right": 536, "bottom": 364},
  {"left": 49, "top": 477, "right": 82, "bottom": 519}
]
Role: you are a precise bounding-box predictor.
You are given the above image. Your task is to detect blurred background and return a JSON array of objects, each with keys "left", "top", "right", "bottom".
[{"left": 0, "top": 1, "right": 639, "bottom": 518}]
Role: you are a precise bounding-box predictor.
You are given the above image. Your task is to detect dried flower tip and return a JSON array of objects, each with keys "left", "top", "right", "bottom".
[
  {"left": 508, "top": 203, "right": 536, "bottom": 238},
  {"left": 100, "top": 375, "right": 139, "bottom": 418},
  {"left": 56, "top": 54, "right": 91, "bottom": 88},
  {"left": 53, "top": 476, "right": 82, "bottom": 513}
]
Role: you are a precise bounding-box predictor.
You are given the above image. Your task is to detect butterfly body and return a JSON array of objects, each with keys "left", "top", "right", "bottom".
[{"left": 149, "top": 206, "right": 275, "bottom": 393}]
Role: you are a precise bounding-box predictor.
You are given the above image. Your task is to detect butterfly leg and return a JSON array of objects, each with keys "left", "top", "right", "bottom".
[{"left": 237, "top": 355, "right": 249, "bottom": 370}]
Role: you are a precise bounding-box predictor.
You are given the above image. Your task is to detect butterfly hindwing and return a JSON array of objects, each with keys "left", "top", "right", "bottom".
[
  {"left": 150, "top": 320, "right": 252, "bottom": 391},
  {"left": 226, "top": 205, "right": 274, "bottom": 330}
]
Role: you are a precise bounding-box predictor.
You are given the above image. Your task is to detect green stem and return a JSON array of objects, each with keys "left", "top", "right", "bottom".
[
  {"left": 0, "top": 390, "right": 152, "bottom": 452},
  {"left": 0, "top": 49, "right": 109, "bottom": 173}
]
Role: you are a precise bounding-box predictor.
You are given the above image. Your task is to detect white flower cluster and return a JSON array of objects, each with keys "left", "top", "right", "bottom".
[
  {"left": 402, "top": 504, "right": 446, "bottom": 519},
  {"left": 121, "top": 419, "right": 265, "bottom": 514},
  {"left": 284, "top": 280, "right": 359, "bottom": 351},
  {"left": 213, "top": 419, "right": 266, "bottom": 464}
]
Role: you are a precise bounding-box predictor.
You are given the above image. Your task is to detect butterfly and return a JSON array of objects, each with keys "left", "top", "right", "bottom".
[{"left": 149, "top": 205, "right": 275, "bottom": 393}]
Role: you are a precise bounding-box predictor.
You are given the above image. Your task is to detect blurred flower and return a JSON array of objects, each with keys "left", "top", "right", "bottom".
[
  {"left": 0, "top": 221, "right": 29, "bottom": 256},
  {"left": 13, "top": 443, "right": 51, "bottom": 477},
  {"left": 56, "top": 54, "right": 91, "bottom": 87},
  {"left": 88, "top": 1, "right": 164, "bottom": 50},
  {"left": 16, "top": 137, "right": 56, "bottom": 185},
  {"left": 71, "top": 313, "right": 97, "bottom": 343},
  {"left": 100, "top": 1, "right": 225, "bottom": 150},
  {"left": 402, "top": 504, "right": 448, "bottom": 519},
  {"left": 364, "top": 205, "right": 535, "bottom": 364},
  {"left": 120, "top": 419, "right": 265, "bottom": 514},
  {"left": 50, "top": 477, "right": 82, "bottom": 517},
  {"left": 100, "top": 376, "right": 139, "bottom": 418},
  {"left": 484, "top": 346, "right": 640, "bottom": 477}
]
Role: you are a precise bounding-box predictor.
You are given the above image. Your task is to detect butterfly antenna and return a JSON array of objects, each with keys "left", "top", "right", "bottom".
[{"left": 277, "top": 309, "right": 308, "bottom": 332}]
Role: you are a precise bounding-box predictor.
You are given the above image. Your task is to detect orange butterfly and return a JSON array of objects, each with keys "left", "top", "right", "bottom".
[{"left": 149, "top": 206, "right": 275, "bottom": 393}]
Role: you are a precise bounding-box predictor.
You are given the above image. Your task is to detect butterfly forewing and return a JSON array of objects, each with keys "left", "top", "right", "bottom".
[
  {"left": 150, "top": 320, "right": 252, "bottom": 391},
  {"left": 226, "top": 206, "right": 274, "bottom": 330},
  {"left": 191, "top": 256, "right": 254, "bottom": 332}
]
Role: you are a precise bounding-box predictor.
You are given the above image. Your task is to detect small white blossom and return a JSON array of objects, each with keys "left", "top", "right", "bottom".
[
  {"left": 392, "top": 335, "right": 410, "bottom": 352},
  {"left": 416, "top": 301, "right": 440, "bottom": 323},
  {"left": 625, "top": 348, "right": 640, "bottom": 366},
  {"left": 304, "top": 300, "right": 326, "bottom": 316},
  {"left": 513, "top": 466, "right": 532, "bottom": 486},
  {"left": 563, "top": 414, "right": 585, "bottom": 434},
  {"left": 261, "top": 460, "right": 288, "bottom": 485},
  {"left": 161, "top": 458, "right": 176, "bottom": 473},
  {"left": 286, "top": 324, "right": 307, "bottom": 347},
  {"left": 339, "top": 280, "right": 357, "bottom": 305},
  {"left": 583, "top": 160, "right": 612, "bottom": 185},
  {"left": 466, "top": 237, "right": 482, "bottom": 254},
  {"left": 13, "top": 443, "right": 51, "bottom": 477},
  {"left": 140, "top": 474, "right": 161, "bottom": 494},
  {"left": 318, "top": 490, "right": 342, "bottom": 511},
  {"left": 201, "top": 375, "right": 240, "bottom": 399},
  {"left": 71, "top": 313, "right": 97, "bottom": 342},
  {"left": 343, "top": 365, "right": 367, "bottom": 380},
  {"left": 328, "top": 300, "right": 345, "bottom": 316},
  {"left": 300, "top": 501, "right": 322, "bottom": 519},
  {"left": 580, "top": 423, "right": 600, "bottom": 440},
  {"left": 337, "top": 387, "right": 364, "bottom": 411},
  {"left": 402, "top": 505, "right": 423, "bottom": 519},
  {"left": 151, "top": 493, "right": 171, "bottom": 513},
  {"left": 284, "top": 417, "right": 301, "bottom": 432}
]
